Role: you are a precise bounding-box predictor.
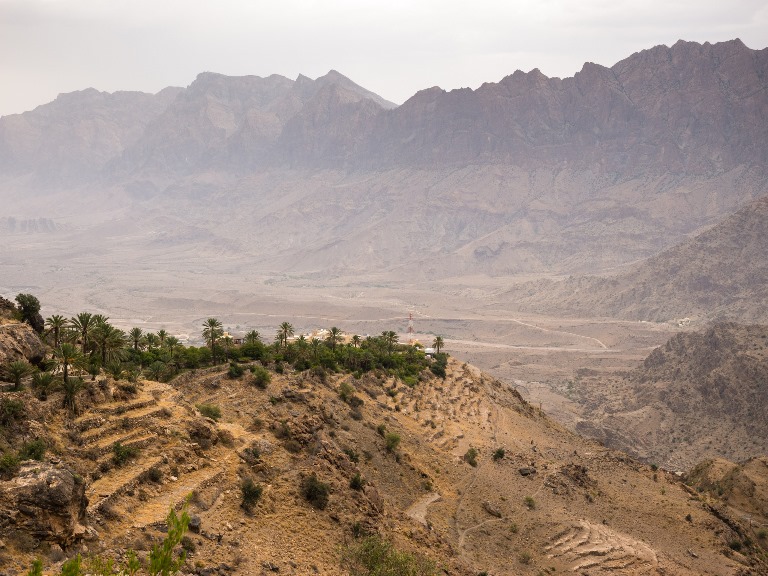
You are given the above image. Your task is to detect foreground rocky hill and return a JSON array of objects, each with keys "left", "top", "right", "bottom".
[
  {"left": 556, "top": 323, "right": 768, "bottom": 473},
  {"left": 2, "top": 349, "right": 767, "bottom": 574}
]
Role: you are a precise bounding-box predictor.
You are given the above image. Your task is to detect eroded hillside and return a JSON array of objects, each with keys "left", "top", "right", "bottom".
[
  {"left": 554, "top": 323, "right": 768, "bottom": 473},
  {"left": 2, "top": 351, "right": 767, "bottom": 575}
]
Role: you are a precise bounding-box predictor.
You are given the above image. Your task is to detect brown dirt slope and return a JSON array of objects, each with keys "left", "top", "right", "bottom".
[{"left": 2, "top": 356, "right": 767, "bottom": 575}]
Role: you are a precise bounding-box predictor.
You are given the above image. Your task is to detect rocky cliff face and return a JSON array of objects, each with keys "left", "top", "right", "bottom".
[
  {"left": 0, "top": 322, "right": 46, "bottom": 365},
  {"left": 363, "top": 39, "right": 768, "bottom": 172},
  {"left": 2, "top": 39, "right": 765, "bottom": 179},
  {"left": 0, "top": 462, "right": 88, "bottom": 547}
]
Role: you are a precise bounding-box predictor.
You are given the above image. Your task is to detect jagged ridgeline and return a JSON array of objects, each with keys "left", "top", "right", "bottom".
[{"left": 2, "top": 301, "right": 767, "bottom": 574}]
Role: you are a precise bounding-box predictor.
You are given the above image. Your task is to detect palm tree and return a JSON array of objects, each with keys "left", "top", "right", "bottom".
[
  {"left": 32, "top": 370, "right": 55, "bottom": 400},
  {"left": 202, "top": 318, "right": 224, "bottom": 363},
  {"left": 310, "top": 338, "right": 321, "bottom": 360},
  {"left": 91, "top": 323, "right": 127, "bottom": 366},
  {"left": 54, "top": 343, "right": 83, "bottom": 384},
  {"left": 145, "top": 333, "right": 159, "bottom": 351},
  {"left": 433, "top": 336, "right": 444, "bottom": 354},
  {"left": 69, "top": 312, "right": 95, "bottom": 355},
  {"left": 245, "top": 330, "right": 261, "bottom": 345},
  {"left": 277, "top": 322, "right": 294, "bottom": 348},
  {"left": 351, "top": 335, "right": 361, "bottom": 348},
  {"left": 129, "top": 327, "right": 144, "bottom": 351},
  {"left": 295, "top": 335, "right": 309, "bottom": 361},
  {"left": 60, "top": 377, "right": 85, "bottom": 415},
  {"left": 382, "top": 331, "right": 399, "bottom": 355},
  {"left": 326, "top": 327, "right": 342, "bottom": 351},
  {"left": 165, "top": 335, "right": 180, "bottom": 362},
  {"left": 44, "top": 315, "right": 67, "bottom": 348},
  {"left": 105, "top": 361, "right": 124, "bottom": 381},
  {"left": 2, "top": 360, "right": 35, "bottom": 391},
  {"left": 157, "top": 329, "right": 168, "bottom": 348},
  {"left": 146, "top": 361, "right": 166, "bottom": 382}
]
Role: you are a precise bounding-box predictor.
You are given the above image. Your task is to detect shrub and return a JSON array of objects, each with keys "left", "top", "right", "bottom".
[
  {"left": 112, "top": 442, "right": 140, "bottom": 466},
  {"left": 350, "top": 408, "right": 363, "bottom": 421},
  {"left": 283, "top": 439, "right": 302, "bottom": 454},
  {"left": 344, "top": 448, "right": 359, "bottom": 463},
  {"left": 228, "top": 362, "right": 244, "bottom": 378},
  {"left": 250, "top": 365, "right": 271, "bottom": 389},
  {"left": 492, "top": 448, "right": 505, "bottom": 461},
  {"left": 0, "top": 451, "right": 20, "bottom": 477},
  {"left": 242, "top": 445, "right": 261, "bottom": 464},
  {"left": 149, "top": 503, "right": 190, "bottom": 576},
  {"left": 524, "top": 496, "right": 536, "bottom": 510},
  {"left": 196, "top": 403, "right": 221, "bottom": 421},
  {"left": 341, "top": 535, "right": 435, "bottom": 576},
  {"left": 464, "top": 447, "right": 479, "bottom": 467},
  {"left": 518, "top": 551, "right": 532, "bottom": 564},
  {"left": 144, "top": 467, "right": 163, "bottom": 483},
  {"left": 350, "top": 473, "right": 366, "bottom": 491},
  {"left": 241, "top": 477, "right": 263, "bottom": 511},
  {"left": 385, "top": 433, "right": 401, "bottom": 453},
  {"left": 19, "top": 439, "right": 46, "bottom": 461},
  {"left": 301, "top": 474, "right": 330, "bottom": 510},
  {"left": 376, "top": 423, "right": 387, "bottom": 437},
  {"left": 0, "top": 397, "right": 25, "bottom": 426},
  {"left": 273, "top": 421, "right": 291, "bottom": 439},
  {"left": 339, "top": 382, "right": 355, "bottom": 402}
]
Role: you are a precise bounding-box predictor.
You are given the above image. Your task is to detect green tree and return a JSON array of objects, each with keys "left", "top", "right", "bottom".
[
  {"left": 277, "top": 322, "right": 294, "bottom": 348},
  {"left": 44, "top": 314, "right": 67, "bottom": 348},
  {"left": 31, "top": 370, "right": 55, "bottom": 400},
  {"left": 157, "top": 329, "right": 168, "bottom": 348},
  {"left": 165, "top": 335, "right": 180, "bottom": 363},
  {"left": 245, "top": 330, "right": 261, "bottom": 345},
  {"left": 129, "top": 327, "right": 144, "bottom": 351},
  {"left": 60, "top": 376, "right": 85, "bottom": 415},
  {"left": 383, "top": 331, "right": 399, "bottom": 355},
  {"left": 15, "top": 293, "right": 43, "bottom": 332},
  {"left": 91, "top": 322, "right": 127, "bottom": 366},
  {"left": 69, "top": 312, "right": 95, "bottom": 355},
  {"left": 202, "top": 318, "right": 224, "bottom": 364},
  {"left": 352, "top": 334, "right": 361, "bottom": 348},
  {"left": 54, "top": 343, "right": 83, "bottom": 384},
  {"left": 145, "top": 332, "right": 159, "bottom": 351},
  {"left": 432, "top": 336, "right": 444, "bottom": 354},
  {"left": 1, "top": 360, "right": 35, "bottom": 391},
  {"left": 326, "top": 326, "right": 342, "bottom": 351}
]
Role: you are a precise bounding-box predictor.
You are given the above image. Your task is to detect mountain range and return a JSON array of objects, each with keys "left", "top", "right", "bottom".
[{"left": 1, "top": 39, "right": 767, "bottom": 303}]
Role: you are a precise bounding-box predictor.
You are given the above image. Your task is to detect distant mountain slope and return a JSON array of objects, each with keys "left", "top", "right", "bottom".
[
  {"left": 571, "top": 323, "right": 768, "bottom": 471},
  {"left": 0, "top": 87, "right": 182, "bottom": 182},
  {"left": 508, "top": 194, "right": 768, "bottom": 323},
  {"left": 1, "top": 40, "right": 768, "bottom": 290}
]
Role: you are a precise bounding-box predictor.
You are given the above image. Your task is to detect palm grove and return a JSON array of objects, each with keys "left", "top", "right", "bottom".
[{"left": 2, "top": 294, "right": 448, "bottom": 417}]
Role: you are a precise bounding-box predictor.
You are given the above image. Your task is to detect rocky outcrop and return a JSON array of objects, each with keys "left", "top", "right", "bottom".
[
  {"left": 0, "top": 462, "right": 88, "bottom": 547},
  {"left": 0, "top": 322, "right": 45, "bottom": 365}
]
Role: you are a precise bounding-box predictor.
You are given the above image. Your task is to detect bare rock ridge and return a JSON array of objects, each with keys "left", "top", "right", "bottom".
[{"left": 1, "top": 39, "right": 766, "bottom": 178}]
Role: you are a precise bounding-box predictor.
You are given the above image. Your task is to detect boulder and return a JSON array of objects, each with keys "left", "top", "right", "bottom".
[
  {"left": 0, "top": 322, "right": 46, "bottom": 365},
  {"left": 0, "top": 462, "right": 88, "bottom": 547}
]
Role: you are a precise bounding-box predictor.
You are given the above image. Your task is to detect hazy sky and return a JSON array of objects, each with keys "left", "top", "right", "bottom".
[{"left": 1, "top": 0, "right": 767, "bottom": 117}]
